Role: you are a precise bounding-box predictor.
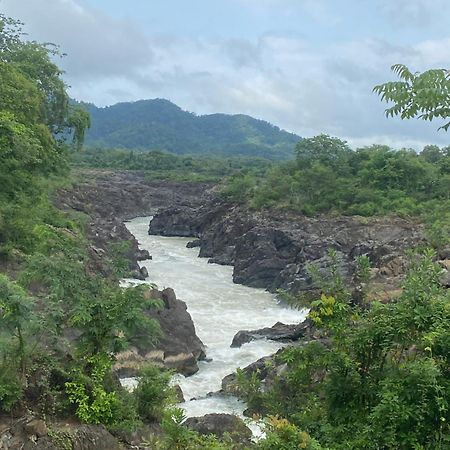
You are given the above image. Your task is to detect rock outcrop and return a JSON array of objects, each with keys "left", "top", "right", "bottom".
[
  {"left": 56, "top": 171, "right": 213, "bottom": 279},
  {"left": 149, "top": 199, "right": 426, "bottom": 296},
  {"left": 57, "top": 172, "right": 210, "bottom": 377},
  {"left": 0, "top": 417, "right": 125, "bottom": 450},
  {"left": 114, "top": 288, "right": 206, "bottom": 376},
  {"left": 230, "top": 320, "right": 312, "bottom": 348},
  {"left": 184, "top": 413, "right": 252, "bottom": 445}
]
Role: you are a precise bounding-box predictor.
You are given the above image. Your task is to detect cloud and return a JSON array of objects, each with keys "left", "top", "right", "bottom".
[
  {"left": 2, "top": 0, "right": 450, "bottom": 149},
  {"left": 377, "top": 0, "right": 450, "bottom": 28},
  {"left": 2, "top": 0, "right": 153, "bottom": 80}
]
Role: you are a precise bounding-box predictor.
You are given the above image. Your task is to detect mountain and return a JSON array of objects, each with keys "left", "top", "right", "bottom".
[{"left": 82, "top": 99, "right": 300, "bottom": 159}]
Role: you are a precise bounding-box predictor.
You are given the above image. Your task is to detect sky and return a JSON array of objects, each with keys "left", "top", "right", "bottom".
[{"left": 2, "top": 0, "right": 450, "bottom": 149}]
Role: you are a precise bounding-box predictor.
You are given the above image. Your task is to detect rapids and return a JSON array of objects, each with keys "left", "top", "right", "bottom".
[{"left": 124, "top": 216, "right": 307, "bottom": 423}]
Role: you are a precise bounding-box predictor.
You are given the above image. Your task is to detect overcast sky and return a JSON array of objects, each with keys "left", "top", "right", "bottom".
[{"left": 2, "top": 0, "right": 450, "bottom": 149}]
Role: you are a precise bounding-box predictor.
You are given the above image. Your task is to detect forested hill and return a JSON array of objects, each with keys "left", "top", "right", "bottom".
[{"left": 82, "top": 98, "right": 300, "bottom": 159}]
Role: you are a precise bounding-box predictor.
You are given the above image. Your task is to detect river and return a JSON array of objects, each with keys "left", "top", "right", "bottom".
[{"left": 124, "top": 216, "right": 307, "bottom": 423}]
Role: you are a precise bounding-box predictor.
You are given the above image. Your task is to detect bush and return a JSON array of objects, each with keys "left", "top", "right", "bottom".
[{"left": 135, "top": 365, "right": 173, "bottom": 422}]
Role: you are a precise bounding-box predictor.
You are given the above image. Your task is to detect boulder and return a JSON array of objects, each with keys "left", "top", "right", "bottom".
[
  {"left": 0, "top": 418, "right": 124, "bottom": 450},
  {"left": 114, "top": 288, "right": 206, "bottom": 376},
  {"left": 72, "top": 425, "right": 125, "bottom": 450},
  {"left": 173, "top": 384, "right": 185, "bottom": 403},
  {"left": 139, "top": 266, "right": 149, "bottom": 279},
  {"left": 136, "top": 249, "right": 151, "bottom": 261},
  {"left": 231, "top": 320, "right": 311, "bottom": 348},
  {"left": 184, "top": 413, "right": 252, "bottom": 444}
]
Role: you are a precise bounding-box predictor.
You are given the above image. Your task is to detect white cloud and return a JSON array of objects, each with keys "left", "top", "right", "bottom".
[
  {"left": 377, "top": 0, "right": 450, "bottom": 28},
  {"left": 2, "top": 0, "right": 153, "bottom": 79}
]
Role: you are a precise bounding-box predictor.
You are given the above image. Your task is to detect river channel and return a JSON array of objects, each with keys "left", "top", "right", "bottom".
[{"left": 124, "top": 216, "right": 306, "bottom": 423}]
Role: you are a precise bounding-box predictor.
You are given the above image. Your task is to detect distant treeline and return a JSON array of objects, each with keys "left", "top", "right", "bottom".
[{"left": 73, "top": 147, "right": 273, "bottom": 181}]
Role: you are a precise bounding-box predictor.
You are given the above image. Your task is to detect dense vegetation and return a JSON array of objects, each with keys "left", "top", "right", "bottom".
[
  {"left": 82, "top": 98, "right": 299, "bottom": 159},
  {"left": 0, "top": 14, "right": 183, "bottom": 444},
  {"left": 236, "top": 250, "right": 450, "bottom": 449},
  {"left": 222, "top": 134, "right": 450, "bottom": 247},
  {"left": 73, "top": 146, "right": 273, "bottom": 181}
]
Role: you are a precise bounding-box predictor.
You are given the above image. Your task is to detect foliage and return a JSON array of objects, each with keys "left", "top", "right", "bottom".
[
  {"left": 65, "top": 353, "right": 118, "bottom": 425},
  {"left": 235, "top": 367, "right": 264, "bottom": 413},
  {"left": 82, "top": 98, "right": 299, "bottom": 159},
  {"left": 73, "top": 146, "right": 273, "bottom": 182},
  {"left": 295, "top": 134, "right": 352, "bottom": 172},
  {"left": 222, "top": 137, "right": 450, "bottom": 249},
  {"left": 374, "top": 64, "right": 450, "bottom": 131},
  {"left": 0, "top": 274, "right": 36, "bottom": 379},
  {"left": 0, "top": 14, "right": 89, "bottom": 257},
  {"left": 256, "top": 416, "right": 324, "bottom": 450},
  {"left": 70, "top": 283, "right": 162, "bottom": 355},
  {"left": 0, "top": 366, "right": 23, "bottom": 412},
  {"left": 134, "top": 365, "right": 173, "bottom": 422},
  {"left": 247, "top": 251, "right": 450, "bottom": 449},
  {"left": 0, "top": 16, "right": 165, "bottom": 430},
  {"left": 108, "top": 240, "right": 133, "bottom": 277}
]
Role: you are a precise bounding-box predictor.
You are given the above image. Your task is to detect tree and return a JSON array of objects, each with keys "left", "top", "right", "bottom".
[
  {"left": 374, "top": 64, "right": 450, "bottom": 130},
  {"left": 295, "top": 134, "right": 352, "bottom": 173},
  {"left": 0, "top": 274, "right": 35, "bottom": 378}
]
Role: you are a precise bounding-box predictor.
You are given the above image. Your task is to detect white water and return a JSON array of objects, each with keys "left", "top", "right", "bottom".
[{"left": 124, "top": 216, "right": 307, "bottom": 422}]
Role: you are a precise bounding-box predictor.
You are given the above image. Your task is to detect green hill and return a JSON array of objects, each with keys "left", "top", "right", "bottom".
[{"left": 83, "top": 99, "right": 300, "bottom": 159}]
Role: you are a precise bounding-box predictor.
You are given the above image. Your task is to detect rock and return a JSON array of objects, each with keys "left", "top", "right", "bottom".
[
  {"left": 149, "top": 198, "right": 425, "bottom": 294},
  {"left": 0, "top": 418, "right": 124, "bottom": 450},
  {"left": 221, "top": 353, "right": 277, "bottom": 396},
  {"left": 139, "top": 266, "right": 149, "bottom": 278},
  {"left": 23, "top": 419, "right": 47, "bottom": 437},
  {"left": 131, "top": 269, "right": 145, "bottom": 280},
  {"left": 149, "top": 206, "right": 201, "bottom": 237},
  {"left": 184, "top": 414, "right": 252, "bottom": 444},
  {"left": 173, "top": 384, "right": 185, "bottom": 403},
  {"left": 440, "top": 269, "right": 450, "bottom": 288},
  {"left": 137, "top": 249, "right": 151, "bottom": 261},
  {"left": 439, "top": 246, "right": 450, "bottom": 260},
  {"left": 221, "top": 340, "right": 325, "bottom": 404},
  {"left": 72, "top": 425, "right": 125, "bottom": 450},
  {"left": 114, "top": 287, "right": 206, "bottom": 376},
  {"left": 186, "top": 239, "right": 201, "bottom": 248},
  {"left": 231, "top": 320, "right": 311, "bottom": 348}
]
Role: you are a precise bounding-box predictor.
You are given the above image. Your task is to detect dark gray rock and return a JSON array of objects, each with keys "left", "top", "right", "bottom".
[
  {"left": 139, "top": 266, "right": 149, "bottom": 279},
  {"left": 137, "top": 249, "right": 151, "bottom": 261},
  {"left": 114, "top": 288, "right": 206, "bottom": 376},
  {"left": 72, "top": 425, "right": 125, "bottom": 450},
  {"left": 148, "top": 198, "right": 426, "bottom": 294},
  {"left": 231, "top": 320, "right": 311, "bottom": 348},
  {"left": 149, "top": 206, "right": 201, "bottom": 237},
  {"left": 186, "top": 239, "right": 201, "bottom": 248},
  {"left": 184, "top": 413, "right": 252, "bottom": 444}
]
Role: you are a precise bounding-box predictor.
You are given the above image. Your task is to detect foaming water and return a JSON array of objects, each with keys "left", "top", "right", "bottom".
[{"left": 124, "top": 216, "right": 306, "bottom": 420}]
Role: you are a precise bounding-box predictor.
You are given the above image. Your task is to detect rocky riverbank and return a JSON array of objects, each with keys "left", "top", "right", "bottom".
[
  {"left": 149, "top": 197, "right": 431, "bottom": 300},
  {"left": 55, "top": 170, "right": 212, "bottom": 278},
  {"left": 54, "top": 170, "right": 212, "bottom": 375}
]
